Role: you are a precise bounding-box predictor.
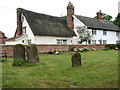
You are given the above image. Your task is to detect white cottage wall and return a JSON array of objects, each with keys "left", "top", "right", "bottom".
[
  {"left": 22, "top": 16, "right": 35, "bottom": 44},
  {"left": 5, "top": 36, "right": 28, "bottom": 45},
  {"left": 73, "top": 15, "right": 118, "bottom": 44},
  {"left": 34, "top": 36, "right": 75, "bottom": 45}
]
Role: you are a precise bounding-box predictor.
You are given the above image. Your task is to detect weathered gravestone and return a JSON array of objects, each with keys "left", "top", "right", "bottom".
[
  {"left": 26, "top": 44, "right": 39, "bottom": 63},
  {"left": 71, "top": 52, "right": 81, "bottom": 67},
  {"left": 69, "top": 45, "right": 74, "bottom": 54},
  {"left": 13, "top": 44, "right": 25, "bottom": 65}
]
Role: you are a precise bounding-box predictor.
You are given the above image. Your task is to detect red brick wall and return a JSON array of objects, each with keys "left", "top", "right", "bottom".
[{"left": 0, "top": 45, "right": 105, "bottom": 56}]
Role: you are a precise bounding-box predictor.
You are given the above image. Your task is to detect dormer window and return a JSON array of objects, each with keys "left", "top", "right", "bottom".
[{"left": 22, "top": 26, "right": 26, "bottom": 35}]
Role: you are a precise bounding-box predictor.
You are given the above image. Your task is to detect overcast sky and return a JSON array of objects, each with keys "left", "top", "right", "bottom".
[{"left": 0, "top": 0, "right": 120, "bottom": 38}]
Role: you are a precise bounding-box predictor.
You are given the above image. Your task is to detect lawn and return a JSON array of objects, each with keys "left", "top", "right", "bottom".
[{"left": 2, "top": 50, "right": 118, "bottom": 88}]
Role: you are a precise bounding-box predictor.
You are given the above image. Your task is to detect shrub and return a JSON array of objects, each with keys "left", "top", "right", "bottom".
[
  {"left": 105, "top": 44, "right": 120, "bottom": 49},
  {"left": 12, "top": 60, "right": 26, "bottom": 66}
]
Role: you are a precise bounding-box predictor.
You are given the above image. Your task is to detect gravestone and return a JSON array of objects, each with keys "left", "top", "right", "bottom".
[
  {"left": 71, "top": 52, "right": 81, "bottom": 67},
  {"left": 13, "top": 44, "right": 25, "bottom": 62},
  {"left": 26, "top": 44, "right": 39, "bottom": 63},
  {"left": 69, "top": 45, "right": 74, "bottom": 54}
]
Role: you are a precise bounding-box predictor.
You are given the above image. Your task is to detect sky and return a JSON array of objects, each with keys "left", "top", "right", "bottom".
[{"left": 0, "top": 0, "right": 120, "bottom": 38}]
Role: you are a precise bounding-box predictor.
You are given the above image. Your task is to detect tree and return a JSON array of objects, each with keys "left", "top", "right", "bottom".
[
  {"left": 112, "top": 13, "right": 120, "bottom": 28},
  {"left": 94, "top": 13, "right": 112, "bottom": 22},
  {"left": 77, "top": 26, "right": 93, "bottom": 44}
]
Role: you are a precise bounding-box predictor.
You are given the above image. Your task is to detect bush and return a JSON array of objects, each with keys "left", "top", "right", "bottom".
[
  {"left": 12, "top": 60, "right": 26, "bottom": 66},
  {"left": 105, "top": 44, "right": 120, "bottom": 49}
]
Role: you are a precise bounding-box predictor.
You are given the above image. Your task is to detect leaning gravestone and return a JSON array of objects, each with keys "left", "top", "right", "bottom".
[
  {"left": 26, "top": 44, "right": 39, "bottom": 63},
  {"left": 71, "top": 52, "right": 81, "bottom": 67},
  {"left": 13, "top": 44, "right": 25, "bottom": 65}
]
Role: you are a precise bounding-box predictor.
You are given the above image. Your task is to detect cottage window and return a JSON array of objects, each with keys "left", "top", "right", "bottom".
[
  {"left": 103, "top": 30, "right": 107, "bottom": 35},
  {"left": 103, "top": 40, "right": 107, "bottom": 44},
  {"left": 28, "top": 40, "right": 31, "bottom": 44},
  {"left": 57, "top": 39, "right": 62, "bottom": 44},
  {"left": 92, "top": 30, "right": 96, "bottom": 35},
  {"left": 116, "top": 32, "right": 119, "bottom": 37},
  {"left": 116, "top": 40, "right": 120, "bottom": 44},
  {"left": 63, "top": 40, "right": 67, "bottom": 44},
  {"left": 22, "top": 40, "right": 24, "bottom": 43},
  {"left": 92, "top": 40, "right": 96, "bottom": 44},
  {"left": 22, "top": 27, "right": 26, "bottom": 35},
  {"left": 57, "top": 39, "right": 67, "bottom": 45}
]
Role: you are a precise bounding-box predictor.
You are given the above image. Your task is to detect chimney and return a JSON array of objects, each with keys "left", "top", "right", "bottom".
[
  {"left": 16, "top": 8, "right": 22, "bottom": 36},
  {"left": 67, "top": 2, "right": 74, "bottom": 30},
  {"left": 96, "top": 10, "right": 103, "bottom": 20}
]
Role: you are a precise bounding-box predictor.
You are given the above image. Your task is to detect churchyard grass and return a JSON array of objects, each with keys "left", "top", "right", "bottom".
[{"left": 2, "top": 50, "right": 118, "bottom": 88}]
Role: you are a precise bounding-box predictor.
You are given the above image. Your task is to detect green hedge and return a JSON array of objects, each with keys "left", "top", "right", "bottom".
[{"left": 105, "top": 44, "right": 120, "bottom": 49}]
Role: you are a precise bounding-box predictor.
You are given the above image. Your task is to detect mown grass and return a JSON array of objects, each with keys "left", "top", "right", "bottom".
[{"left": 2, "top": 50, "right": 118, "bottom": 88}]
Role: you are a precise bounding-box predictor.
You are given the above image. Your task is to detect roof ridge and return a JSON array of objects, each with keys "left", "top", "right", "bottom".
[{"left": 18, "top": 8, "right": 64, "bottom": 19}]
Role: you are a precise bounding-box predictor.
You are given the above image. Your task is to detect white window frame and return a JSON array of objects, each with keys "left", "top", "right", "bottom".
[
  {"left": 116, "top": 40, "right": 120, "bottom": 44},
  {"left": 103, "top": 40, "right": 107, "bottom": 44},
  {"left": 22, "top": 26, "right": 27, "bottom": 35},
  {"left": 116, "top": 32, "right": 119, "bottom": 37},
  {"left": 103, "top": 30, "right": 107, "bottom": 35},
  {"left": 57, "top": 39, "right": 67, "bottom": 45},
  {"left": 22, "top": 40, "right": 25, "bottom": 43},
  {"left": 92, "top": 40, "right": 96, "bottom": 44},
  {"left": 92, "top": 29, "right": 96, "bottom": 35},
  {"left": 27, "top": 39, "right": 31, "bottom": 44}
]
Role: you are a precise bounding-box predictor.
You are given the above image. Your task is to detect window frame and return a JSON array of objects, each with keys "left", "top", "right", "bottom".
[
  {"left": 103, "top": 40, "right": 107, "bottom": 44},
  {"left": 103, "top": 30, "right": 107, "bottom": 36},
  {"left": 116, "top": 32, "right": 119, "bottom": 37},
  {"left": 22, "top": 26, "right": 27, "bottom": 35},
  {"left": 57, "top": 39, "right": 67, "bottom": 45},
  {"left": 92, "top": 40, "right": 96, "bottom": 44},
  {"left": 92, "top": 29, "right": 96, "bottom": 35},
  {"left": 22, "top": 40, "right": 24, "bottom": 43},
  {"left": 27, "top": 39, "right": 31, "bottom": 44}
]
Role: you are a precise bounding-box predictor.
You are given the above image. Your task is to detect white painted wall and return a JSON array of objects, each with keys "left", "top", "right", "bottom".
[
  {"left": 34, "top": 36, "right": 76, "bottom": 45},
  {"left": 22, "top": 16, "right": 35, "bottom": 43},
  {"left": 5, "top": 35, "right": 28, "bottom": 45},
  {"left": 89, "top": 29, "right": 118, "bottom": 44},
  {"left": 73, "top": 15, "right": 119, "bottom": 44}
]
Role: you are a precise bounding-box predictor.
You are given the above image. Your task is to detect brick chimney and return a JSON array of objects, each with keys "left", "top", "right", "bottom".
[
  {"left": 96, "top": 10, "right": 103, "bottom": 20},
  {"left": 16, "top": 8, "right": 22, "bottom": 36},
  {"left": 67, "top": 2, "right": 74, "bottom": 30}
]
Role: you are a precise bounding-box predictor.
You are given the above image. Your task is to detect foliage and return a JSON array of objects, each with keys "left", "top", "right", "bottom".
[
  {"left": 61, "top": 15, "right": 67, "bottom": 18},
  {"left": 2, "top": 50, "right": 118, "bottom": 88},
  {"left": 12, "top": 60, "right": 26, "bottom": 66},
  {"left": 112, "top": 13, "right": 120, "bottom": 28},
  {"left": 77, "top": 27, "right": 93, "bottom": 44},
  {"left": 105, "top": 44, "right": 120, "bottom": 49},
  {"left": 102, "top": 13, "right": 112, "bottom": 21},
  {"left": 94, "top": 13, "right": 112, "bottom": 21}
]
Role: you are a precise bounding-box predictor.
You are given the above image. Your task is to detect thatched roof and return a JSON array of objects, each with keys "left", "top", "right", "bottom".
[
  {"left": 19, "top": 8, "right": 75, "bottom": 37},
  {"left": 75, "top": 15, "right": 120, "bottom": 31}
]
